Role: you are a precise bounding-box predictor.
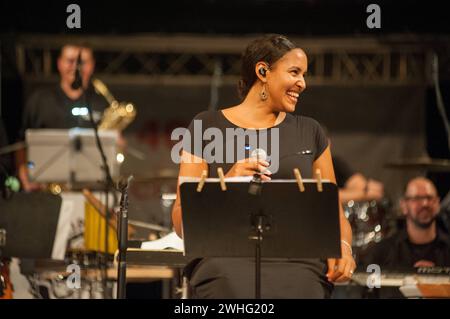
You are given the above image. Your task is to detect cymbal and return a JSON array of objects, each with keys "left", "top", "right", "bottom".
[{"left": 385, "top": 157, "right": 450, "bottom": 172}]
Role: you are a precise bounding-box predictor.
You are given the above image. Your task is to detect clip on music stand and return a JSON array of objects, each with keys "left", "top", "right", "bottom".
[
  {"left": 180, "top": 174, "right": 341, "bottom": 299},
  {"left": 0, "top": 192, "right": 62, "bottom": 259}
]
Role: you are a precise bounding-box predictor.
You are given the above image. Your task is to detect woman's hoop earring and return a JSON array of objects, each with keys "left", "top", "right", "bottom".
[{"left": 260, "top": 83, "right": 268, "bottom": 101}]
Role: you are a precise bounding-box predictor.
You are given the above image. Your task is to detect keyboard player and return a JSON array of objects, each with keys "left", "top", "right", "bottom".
[{"left": 358, "top": 177, "right": 450, "bottom": 297}]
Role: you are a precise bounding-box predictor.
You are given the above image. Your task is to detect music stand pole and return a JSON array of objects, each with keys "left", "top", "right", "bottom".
[
  {"left": 248, "top": 174, "right": 266, "bottom": 299},
  {"left": 250, "top": 212, "right": 268, "bottom": 299}
]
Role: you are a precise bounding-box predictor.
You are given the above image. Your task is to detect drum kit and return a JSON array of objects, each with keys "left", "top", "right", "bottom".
[{"left": 343, "top": 199, "right": 390, "bottom": 249}]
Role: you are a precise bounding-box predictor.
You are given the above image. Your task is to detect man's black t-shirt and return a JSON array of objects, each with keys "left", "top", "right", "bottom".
[
  {"left": 357, "top": 227, "right": 450, "bottom": 298},
  {"left": 359, "top": 227, "right": 450, "bottom": 269},
  {"left": 19, "top": 84, "right": 108, "bottom": 140}
]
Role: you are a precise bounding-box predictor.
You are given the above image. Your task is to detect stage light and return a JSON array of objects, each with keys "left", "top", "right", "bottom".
[
  {"left": 116, "top": 153, "right": 125, "bottom": 163},
  {"left": 71, "top": 107, "right": 89, "bottom": 116}
]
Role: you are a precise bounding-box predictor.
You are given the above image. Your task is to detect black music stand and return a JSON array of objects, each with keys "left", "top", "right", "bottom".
[
  {"left": 0, "top": 193, "right": 62, "bottom": 259},
  {"left": 180, "top": 179, "right": 341, "bottom": 299}
]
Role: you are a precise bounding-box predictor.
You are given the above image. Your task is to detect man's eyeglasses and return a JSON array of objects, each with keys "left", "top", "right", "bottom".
[
  {"left": 404, "top": 195, "right": 438, "bottom": 203},
  {"left": 62, "top": 58, "right": 90, "bottom": 66}
]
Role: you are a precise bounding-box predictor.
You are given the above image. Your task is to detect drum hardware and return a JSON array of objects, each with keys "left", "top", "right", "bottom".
[
  {"left": 65, "top": 249, "right": 104, "bottom": 269},
  {"left": 344, "top": 199, "right": 392, "bottom": 249},
  {"left": 29, "top": 261, "right": 108, "bottom": 299}
]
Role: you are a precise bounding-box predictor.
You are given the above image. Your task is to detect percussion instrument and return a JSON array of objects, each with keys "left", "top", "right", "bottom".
[{"left": 343, "top": 199, "right": 392, "bottom": 248}]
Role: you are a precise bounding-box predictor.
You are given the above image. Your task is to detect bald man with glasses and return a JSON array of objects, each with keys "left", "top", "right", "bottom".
[{"left": 360, "top": 177, "right": 450, "bottom": 269}]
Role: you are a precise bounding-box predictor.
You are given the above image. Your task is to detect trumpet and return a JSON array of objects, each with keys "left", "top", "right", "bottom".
[{"left": 92, "top": 78, "right": 136, "bottom": 131}]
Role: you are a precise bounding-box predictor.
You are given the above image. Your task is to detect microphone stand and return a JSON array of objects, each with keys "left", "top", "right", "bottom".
[
  {"left": 248, "top": 152, "right": 264, "bottom": 298},
  {"left": 75, "top": 74, "right": 115, "bottom": 299},
  {"left": 432, "top": 53, "right": 450, "bottom": 153},
  {"left": 72, "top": 50, "right": 118, "bottom": 298},
  {"left": 84, "top": 93, "right": 115, "bottom": 299},
  {"left": 432, "top": 53, "right": 450, "bottom": 233},
  {"left": 117, "top": 175, "right": 133, "bottom": 299}
]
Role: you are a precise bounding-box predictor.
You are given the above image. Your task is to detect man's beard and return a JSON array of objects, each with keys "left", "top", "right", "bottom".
[{"left": 410, "top": 211, "right": 437, "bottom": 229}]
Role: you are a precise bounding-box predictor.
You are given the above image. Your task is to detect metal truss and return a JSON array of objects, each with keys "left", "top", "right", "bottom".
[{"left": 14, "top": 34, "right": 444, "bottom": 86}]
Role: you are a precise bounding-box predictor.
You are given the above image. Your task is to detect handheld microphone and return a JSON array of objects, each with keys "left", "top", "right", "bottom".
[
  {"left": 71, "top": 51, "right": 83, "bottom": 90},
  {"left": 248, "top": 148, "right": 267, "bottom": 196}
]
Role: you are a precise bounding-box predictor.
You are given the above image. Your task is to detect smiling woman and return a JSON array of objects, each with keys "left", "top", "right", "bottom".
[
  {"left": 171, "top": 34, "right": 356, "bottom": 298},
  {"left": 260, "top": 48, "right": 307, "bottom": 113}
]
